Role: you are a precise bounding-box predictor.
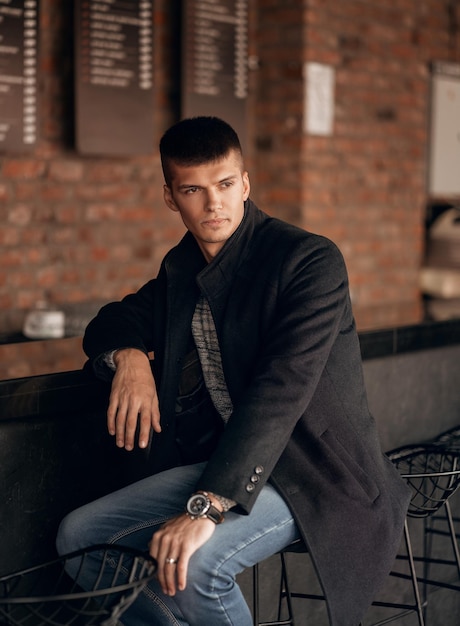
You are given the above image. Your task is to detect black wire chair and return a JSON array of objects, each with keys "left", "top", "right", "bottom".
[
  {"left": 252, "top": 444, "right": 460, "bottom": 626},
  {"left": 421, "top": 426, "right": 460, "bottom": 602},
  {"left": 0, "top": 544, "right": 157, "bottom": 626},
  {"left": 367, "top": 444, "right": 460, "bottom": 625}
]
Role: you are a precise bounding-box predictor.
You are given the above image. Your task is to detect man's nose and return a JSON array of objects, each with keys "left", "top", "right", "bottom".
[{"left": 205, "top": 188, "right": 222, "bottom": 210}]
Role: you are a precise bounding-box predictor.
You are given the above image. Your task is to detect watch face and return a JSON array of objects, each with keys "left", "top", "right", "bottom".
[{"left": 187, "top": 493, "right": 210, "bottom": 516}]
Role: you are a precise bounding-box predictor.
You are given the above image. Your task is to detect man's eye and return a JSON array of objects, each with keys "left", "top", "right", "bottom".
[{"left": 184, "top": 187, "right": 198, "bottom": 194}]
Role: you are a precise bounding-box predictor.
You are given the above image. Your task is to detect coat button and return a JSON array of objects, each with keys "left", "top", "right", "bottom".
[
  {"left": 250, "top": 474, "right": 260, "bottom": 483},
  {"left": 245, "top": 483, "right": 255, "bottom": 493},
  {"left": 254, "top": 465, "right": 264, "bottom": 475}
]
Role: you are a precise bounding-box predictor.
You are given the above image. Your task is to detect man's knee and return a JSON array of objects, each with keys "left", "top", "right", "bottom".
[
  {"left": 56, "top": 510, "right": 81, "bottom": 555},
  {"left": 186, "top": 546, "right": 234, "bottom": 595},
  {"left": 56, "top": 502, "right": 102, "bottom": 555}
]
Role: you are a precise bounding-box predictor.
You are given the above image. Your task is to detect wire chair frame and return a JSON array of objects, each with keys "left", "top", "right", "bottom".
[
  {"left": 252, "top": 444, "right": 460, "bottom": 626},
  {"left": 370, "top": 444, "right": 460, "bottom": 626},
  {"left": 424, "top": 426, "right": 460, "bottom": 558},
  {"left": 433, "top": 425, "right": 460, "bottom": 451},
  {"left": 0, "top": 544, "right": 157, "bottom": 626},
  {"left": 388, "top": 444, "right": 460, "bottom": 519}
]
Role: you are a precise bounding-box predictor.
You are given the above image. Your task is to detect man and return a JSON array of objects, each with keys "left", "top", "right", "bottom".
[{"left": 57, "top": 116, "right": 410, "bottom": 626}]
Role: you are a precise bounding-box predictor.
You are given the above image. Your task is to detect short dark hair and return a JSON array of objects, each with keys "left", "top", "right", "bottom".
[{"left": 160, "top": 116, "right": 243, "bottom": 185}]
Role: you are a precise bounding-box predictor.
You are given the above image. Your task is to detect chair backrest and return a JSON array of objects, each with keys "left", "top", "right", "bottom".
[
  {"left": 387, "top": 444, "right": 460, "bottom": 518},
  {"left": 433, "top": 424, "right": 460, "bottom": 451}
]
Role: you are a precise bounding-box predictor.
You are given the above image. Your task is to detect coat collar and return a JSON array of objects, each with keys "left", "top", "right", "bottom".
[
  {"left": 197, "top": 199, "right": 266, "bottom": 296},
  {"left": 164, "top": 199, "right": 268, "bottom": 301}
]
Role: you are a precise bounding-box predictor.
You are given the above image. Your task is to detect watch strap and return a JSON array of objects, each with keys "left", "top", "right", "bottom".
[{"left": 204, "top": 504, "right": 225, "bottom": 524}]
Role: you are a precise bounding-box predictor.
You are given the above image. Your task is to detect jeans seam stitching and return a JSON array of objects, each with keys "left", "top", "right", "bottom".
[{"left": 108, "top": 516, "right": 169, "bottom": 545}]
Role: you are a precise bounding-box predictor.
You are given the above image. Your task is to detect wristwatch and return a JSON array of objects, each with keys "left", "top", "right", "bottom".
[
  {"left": 186, "top": 491, "right": 224, "bottom": 524},
  {"left": 103, "top": 349, "right": 118, "bottom": 371}
]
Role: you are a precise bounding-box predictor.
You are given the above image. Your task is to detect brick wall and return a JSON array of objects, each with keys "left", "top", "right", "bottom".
[
  {"left": 1, "top": 0, "right": 460, "bottom": 337},
  {"left": 0, "top": 0, "right": 184, "bottom": 333},
  {"left": 252, "top": 0, "right": 460, "bottom": 310}
]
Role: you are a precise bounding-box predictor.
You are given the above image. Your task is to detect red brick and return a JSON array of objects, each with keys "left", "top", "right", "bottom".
[
  {"left": 84, "top": 204, "right": 116, "bottom": 222},
  {"left": 0, "top": 183, "right": 9, "bottom": 201},
  {"left": 8, "top": 204, "right": 32, "bottom": 226},
  {"left": 91, "top": 247, "right": 110, "bottom": 262},
  {"left": 48, "top": 160, "right": 84, "bottom": 182},
  {"left": 77, "top": 184, "right": 138, "bottom": 202},
  {"left": 118, "top": 205, "right": 156, "bottom": 222},
  {"left": 0, "top": 227, "right": 20, "bottom": 246},
  {"left": 87, "top": 163, "right": 135, "bottom": 183},
  {"left": 41, "top": 184, "right": 70, "bottom": 202},
  {"left": 1, "top": 250, "right": 23, "bottom": 267},
  {"left": 2, "top": 160, "right": 46, "bottom": 179}
]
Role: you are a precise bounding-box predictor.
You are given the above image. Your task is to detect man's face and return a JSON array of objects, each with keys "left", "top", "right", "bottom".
[{"left": 163, "top": 150, "right": 250, "bottom": 263}]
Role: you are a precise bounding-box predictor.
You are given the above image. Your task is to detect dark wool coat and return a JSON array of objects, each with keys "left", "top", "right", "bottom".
[{"left": 84, "top": 200, "right": 411, "bottom": 626}]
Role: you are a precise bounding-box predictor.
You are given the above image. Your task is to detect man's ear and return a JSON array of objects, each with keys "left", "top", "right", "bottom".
[
  {"left": 163, "top": 185, "right": 179, "bottom": 212},
  {"left": 242, "top": 171, "right": 250, "bottom": 201}
]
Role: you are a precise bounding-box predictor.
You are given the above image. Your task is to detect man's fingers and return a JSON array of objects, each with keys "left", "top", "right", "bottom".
[
  {"left": 122, "top": 405, "right": 141, "bottom": 451},
  {"left": 106, "top": 349, "right": 161, "bottom": 449},
  {"left": 157, "top": 545, "right": 192, "bottom": 595},
  {"left": 150, "top": 395, "right": 162, "bottom": 434},
  {"left": 163, "top": 557, "right": 179, "bottom": 596},
  {"left": 175, "top": 554, "right": 190, "bottom": 591},
  {"left": 150, "top": 515, "right": 217, "bottom": 596},
  {"left": 150, "top": 524, "right": 182, "bottom": 596},
  {"left": 155, "top": 541, "right": 181, "bottom": 596},
  {"left": 138, "top": 407, "right": 153, "bottom": 449},
  {"left": 107, "top": 404, "right": 117, "bottom": 437},
  {"left": 107, "top": 370, "right": 160, "bottom": 449},
  {"left": 107, "top": 386, "right": 123, "bottom": 437}
]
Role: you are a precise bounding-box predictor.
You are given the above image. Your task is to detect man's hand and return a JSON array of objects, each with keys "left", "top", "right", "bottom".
[
  {"left": 107, "top": 348, "right": 161, "bottom": 450},
  {"left": 149, "top": 513, "right": 217, "bottom": 596}
]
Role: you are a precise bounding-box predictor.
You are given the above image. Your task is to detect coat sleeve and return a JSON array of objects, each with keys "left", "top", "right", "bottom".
[
  {"left": 196, "top": 235, "right": 354, "bottom": 512},
  {"left": 82, "top": 277, "right": 159, "bottom": 379}
]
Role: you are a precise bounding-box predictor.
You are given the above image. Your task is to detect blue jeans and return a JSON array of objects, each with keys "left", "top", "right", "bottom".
[{"left": 56, "top": 463, "right": 299, "bottom": 626}]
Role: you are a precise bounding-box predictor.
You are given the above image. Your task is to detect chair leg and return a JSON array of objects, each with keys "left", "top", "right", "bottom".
[
  {"left": 252, "top": 554, "right": 295, "bottom": 626},
  {"left": 370, "top": 519, "right": 426, "bottom": 626},
  {"left": 422, "top": 515, "right": 432, "bottom": 623},
  {"left": 403, "top": 519, "right": 425, "bottom": 626},
  {"left": 277, "top": 552, "right": 295, "bottom": 625},
  {"left": 253, "top": 562, "right": 260, "bottom": 626},
  {"left": 422, "top": 499, "right": 460, "bottom": 621},
  {"left": 444, "top": 500, "right": 460, "bottom": 579}
]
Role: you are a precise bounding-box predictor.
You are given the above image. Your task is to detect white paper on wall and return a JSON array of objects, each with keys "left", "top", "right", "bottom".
[{"left": 303, "top": 62, "right": 335, "bottom": 136}]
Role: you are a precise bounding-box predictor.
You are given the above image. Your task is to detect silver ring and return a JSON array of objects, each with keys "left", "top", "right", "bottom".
[{"left": 165, "top": 557, "right": 178, "bottom": 565}]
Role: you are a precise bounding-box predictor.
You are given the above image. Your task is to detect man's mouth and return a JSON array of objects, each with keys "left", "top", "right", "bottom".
[{"left": 202, "top": 217, "right": 227, "bottom": 227}]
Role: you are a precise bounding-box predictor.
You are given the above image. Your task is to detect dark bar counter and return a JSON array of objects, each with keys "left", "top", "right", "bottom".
[
  {"left": 359, "top": 315, "right": 460, "bottom": 359},
  {"left": 1, "top": 299, "right": 459, "bottom": 378},
  {"left": 1, "top": 304, "right": 459, "bottom": 420}
]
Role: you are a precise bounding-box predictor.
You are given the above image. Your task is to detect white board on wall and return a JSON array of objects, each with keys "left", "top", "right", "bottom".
[
  {"left": 429, "top": 62, "right": 460, "bottom": 196},
  {"left": 303, "top": 62, "right": 335, "bottom": 136}
]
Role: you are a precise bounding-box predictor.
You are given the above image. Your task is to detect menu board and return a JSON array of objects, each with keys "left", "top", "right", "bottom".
[
  {"left": 0, "top": 0, "right": 39, "bottom": 153},
  {"left": 75, "top": 0, "right": 154, "bottom": 156},
  {"left": 182, "top": 0, "right": 248, "bottom": 148}
]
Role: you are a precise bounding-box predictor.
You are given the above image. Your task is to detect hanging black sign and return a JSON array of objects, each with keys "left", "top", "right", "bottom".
[
  {"left": 75, "top": 0, "right": 154, "bottom": 156},
  {"left": 182, "top": 0, "right": 248, "bottom": 149},
  {"left": 0, "top": 0, "right": 39, "bottom": 153}
]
